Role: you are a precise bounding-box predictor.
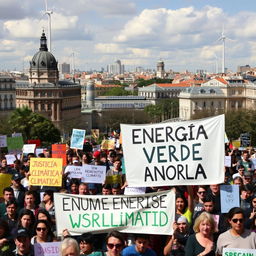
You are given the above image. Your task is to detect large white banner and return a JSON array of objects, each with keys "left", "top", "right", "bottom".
[
  {"left": 121, "top": 115, "right": 224, "bottom": 187},
  {"left": 54, "top": 190, "right": 175, "bottom": 236}
]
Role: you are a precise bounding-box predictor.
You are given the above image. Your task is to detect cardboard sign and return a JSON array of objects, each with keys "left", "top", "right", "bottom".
[
  {"left": 34, "top": 242, "right": 61, "bottom": 256},
  {"left": 240, "top": 132, "right": 251, "bottom": 147},
  {"left": 224, "top": 156, "right": 231, "bottom": 167},
  {"left": 0, "top": 174, "right": 12, "bottom": 197},
  {"left": 5, "top": 154, "right": 16, "bottom": 165},
  {"left": 52, "top": 144, "right": 66, "bottom": 166},
  {"left": 54, "top": 190, "right": 175, "bottom": 236},
  {"left": 223, "top": 248, "right": 256, "bottom": 256},
  {"left": 101, "top": 140, "right": 115, "bottom": 150},
  {"left": 105, "top": 174, "right": 122, "bottom": 185},
  {"left": 124, "top": 187, "right": 146, "bottom": 195},
  {"left": 27, "top": 139, "right": 41, "bottom": 147},
  {"left": 65, "top": 165, "right": 84, "bottom": 179},
  {"left": 220, "top": 185, "right": 240, "bottom": 213},
  {"left": 81, "top": 165, "right": 106, "bottom": 184},
  {"left": 12, "top": 133, "right": 22, "bottom": 137},
  {"left": 121, "top": 115, "right": 225, "bottom": 187},
  {"left": 70, "top": 129, "right": 86, "bottom": 150},
  {"left": 7, "top": 136, "right": 24, "bottom": 153},
  {"left": 23, "top": 144, "right": 36, "bottom": 154},
  {"left": 0, "top": 135, "right": 7, "bottom": 147},
  {"left": 29, "top": 158, "right": 63, "bottom": 187}
]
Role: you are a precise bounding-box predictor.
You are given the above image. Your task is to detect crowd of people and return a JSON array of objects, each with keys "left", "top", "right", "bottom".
[{"left": 0, "top": 139, "right": 256, "bottom": 255}]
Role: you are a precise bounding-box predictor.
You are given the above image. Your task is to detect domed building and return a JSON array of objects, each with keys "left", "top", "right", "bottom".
[{"left": 16, "top": 32, "right": 81, "bottom": 127}]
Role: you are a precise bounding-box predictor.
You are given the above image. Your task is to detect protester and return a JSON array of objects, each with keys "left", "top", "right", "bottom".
[
  {"left": 78, "top": 233, "right": 103, "bottom": 256},
  {"left": 2, "top": 199, "right": 18, "bottom": 235},
  {"left": 13, "top": 228, "right": 34, "bottom": 256},
  {"left": 105, "top": 231, "right": 125, "bottom": 256},
  {"left": 15, "top": 209, "right": 35, "bottom": 238},
  {"left": 39, "top": 190, "right": 55, "bottom": 220},
  {"left": 61, "top": 237, "right": 80, "bottom": 256},
  {"left": 0, "top": 187, "right": 15, "bottom": 218},
  {"left": 31, "top": 220, "right": 55, "bottom": 244},
  {"left": 216, "top": 207, "right": 256, "bottom": 254},
  {"left": 0, "top": 219, "right": 15, "bottom": 255}
]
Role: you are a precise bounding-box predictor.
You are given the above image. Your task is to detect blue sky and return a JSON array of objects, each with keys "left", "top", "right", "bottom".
[{"left": 0, "top": 0, "right": 256, "bottom": 73}]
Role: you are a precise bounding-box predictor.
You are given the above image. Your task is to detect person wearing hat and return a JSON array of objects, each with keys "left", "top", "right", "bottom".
[
  {"left": 11, "top": 174, "right": 27, "bottom": 210},
  {"left": 13, "top": 228, "right": 34, "bottom": 256}
]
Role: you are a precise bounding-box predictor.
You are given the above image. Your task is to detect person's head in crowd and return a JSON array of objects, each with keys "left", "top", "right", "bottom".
[
  {"left": 175, "top": 193, "right": 188, "bottom": 215},
  {"left": 1, "top": 158, "right": 7, "bottom": 168},
  {"left": 77, "top": 233, "right": 95, "bottom": 255},
  {"left": 233, "top": 176, "right": 243, "bottom": 187},
  {"left": 99, "top": 151, "right": 107, "bottom": 163},
  {"left": 106, "top": 231, "right": 125, "bottom": 256},
  {"left": 243, "top": 171, "right": 253, "bottom": 185},
  {"left": 197, "top": 186, "right": 207, "bottom": 202},
  {"left": 33, "top": 219, "right": 54, "bottom": 242},
  {"left": 23, "top": 157, "right": 30, "bottom": 166},
  {"left": 38, "top": 153, "right": 45, "bottom": 158},
  {"left": 11, "top": 173, "right": 23, "bottom": 188},
  {"left": 224, "top": 172, "right": 231, "bottom": 184},
  {"left": 193, "top": 212, "right": 216, "bottom": 235},
  {"left": 67, "top": 153, "right": 73, "bottom": 165},
  {"left": 227, "top": 207, "right": 245, "bottom": 235},
  {"left": 14, "top": 228, "right": 32, "bottom": 255},
  {"left": 88, "top": 183, "right": 98, "bottom": 195},
  {"left": 113, "top": 157, "right": 122, "bottom": 171},
  {"left": 43, "top": 149, "right": 51, "bottom": 158},
  {"left": 36, "top": 208, "right": 52, "bottom": 224},
  {"left": 13, "top": 159, "right": 22, "bottom": 170},
  {"left": 102, "top": 184, "right": 112, "bottom": 195},
  {"left": 6, "top": 199, "right": 18, "bottom": 218},
  {"left": 18, "top": 209, "right": 35, "bottom": 231},
  {"left": 42, "top": 190, "right": 54, "bottom": 204},
  {"left": 78, "top": 183, "right": 89, "bottom": 195},
  {"left": 72, "top": 158, "right": 80, "bottom": 166},
  {"left": 24, "top": 191, "right": 36, "bottom": 209},
  {"left": 70, "top": 179, "right": 80, "bottom": 194},
  {"left": 176, "top": 216, "right": 189, "bottom": 234},
  {"left": 2, "top": 187, "right": 14, "bottom": 203},
  {"left": 93, "top": 151, "right": 101, "bottom": 164},
  {"left": 237, "top": 165, "right": 245, "bottom": 177},
  {"left": 133, "top": 234, "right": 151, "bottom": 254},
  {"left": 242, "top": 150, "right": 250, "bottom": 161},
  {"left": 240, "top": 184, "right": 253, "bottom": 200},
  {"left": 209, "top": 184, "right": 220, "bottom": 195},
  {"left": 112, "top": 183, "right": 121, "bottom": 195},
  {"left": 82, "top": 152, "right": 92, "bottom": 164},
  {"left": 202, "top": 195, "right": 215, "bottom": 213},
  {"left": 61, "top": 237, "right": 80, "bottom": 256},
  {"left": 108, "top": 150, "right": 117, "bottom": 163},
  {"left": 27, "top": 153, "right": 36, "bottom": 159}
]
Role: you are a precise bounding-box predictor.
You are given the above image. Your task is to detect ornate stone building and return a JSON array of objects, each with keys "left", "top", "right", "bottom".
[
  {"left": 16, "top": 32, "right": 81, "bottom": 125},
  {"left": 0, "top": 74, "right": 15, "bottom": 111}
]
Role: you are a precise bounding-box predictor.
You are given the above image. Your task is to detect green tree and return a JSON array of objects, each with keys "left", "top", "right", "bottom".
[
  {"left": 136, "top": 78, "right": 173, "bottom": 87},
  {"left": 8, "top": 107, "right": 61, "bottom": 145},
  {"left": 103, "top": 87, "right": 132, "bottom": 96}
]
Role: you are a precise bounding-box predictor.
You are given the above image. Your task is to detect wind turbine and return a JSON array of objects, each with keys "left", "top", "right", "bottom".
[{"left": 44, "top": 0, "right": 53, "bottom": 52}]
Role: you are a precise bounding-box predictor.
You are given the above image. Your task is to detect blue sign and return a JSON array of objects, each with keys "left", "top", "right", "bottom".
[
  {"left": 220, "top": 185, "right": 240, "bottom": 213},
  {"left": 70, "top": 129, "right": 86, "bottom": 150}
]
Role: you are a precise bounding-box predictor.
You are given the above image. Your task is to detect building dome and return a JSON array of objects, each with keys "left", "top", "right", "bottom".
[{"left": 30, "top": 32, "right": 58, "bottom": 70}]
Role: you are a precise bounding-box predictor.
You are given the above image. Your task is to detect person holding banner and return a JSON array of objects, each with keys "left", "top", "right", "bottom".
[
  {"left": 216, "top": 207, "right": 256, "bottom": 255},
  {"left": 185, "top": 212, "right": 216, "bottom": 256}
]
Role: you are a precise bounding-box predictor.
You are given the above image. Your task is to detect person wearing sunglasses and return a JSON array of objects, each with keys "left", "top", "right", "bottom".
[
  {"left": 104, "top": 231, "right": 125, "bottom": 256},
  {"left": 31, "top": 220, "right": 55, "bottom": 244},
  {"left": 193, "top": 186, "right": 207, "bottom": 218},
  {"left": 216, "top": 207, "right": 256, "bottom": 255}
]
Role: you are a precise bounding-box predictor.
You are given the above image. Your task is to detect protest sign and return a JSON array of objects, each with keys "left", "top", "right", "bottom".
[
  {"left": 0, "top": 174, "right": 12, "bottom": 197},
  {"left": 81, "top": 165, "right": 106, "bottom": 184},
  {"left": 101, "top": 140, "right": 115, "bottom": 150},
  {"left": 27, "top": 139, "right": 41, "bottom": 147},
  {"left": 23, "top": 144, "right": 36, "bottom": 154},
  {"left": 34, "top": 242, "right": 61, "bottom": 256},
  {"left": 240, "top": 132, "right": 251, "bottom": 147},
  {"left": 29, "top": 158, "right": 63, "bottom": 187},
  {"left": 7, "top": 136, "right": 24, "bottom": 154},
  {"left": 0, "top": 135, "right": 7, "bottom": 147},
  {"left": 12, "top": 133, "right": 22, "bottom": 137},
  {"left": 223, "top": 248, "right": 256, "bottom": 256},
  {"left": 65, "top": 165, "right": 84, "bottom": 179},
  {"left": 224, "top": 156, "right": 231, "bottom": 167},
  {"left": 220, "top": 185, "right": 240, "bottom": 213},
  {"left": 36, "top": 148, "right": 44, "bottom": 157},
  {"left": 121, "top": 115, "right": 225, "bottom": 187},
  {"left": 5, "top": 154, "right": 16, "bottom": 165},
  {"left": 54, "top": 190, "right": 175, "bottom": 236},
  {"left": 124, "top": 187, "right": 146, "bottom": 195},
  {"left": 70, "top": 129, "right": 86, "bottom": 150},
  {"left": 232, "top": 140, "right": 241, "bottom": 148},
  {"left": 91, "top": 129, "right": 100, "bottom": 139},
  {"left": 52, "top": 144, "right": 66, "bottom": 166}
]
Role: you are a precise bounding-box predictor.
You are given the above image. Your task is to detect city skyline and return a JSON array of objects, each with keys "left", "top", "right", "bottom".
[{"left": 1, "top": 0, "right": 256, "bottom": 72}]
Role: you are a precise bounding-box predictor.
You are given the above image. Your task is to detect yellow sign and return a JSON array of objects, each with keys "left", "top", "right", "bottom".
[
  {"left": 0, "top": 174, "right": 12, "bottom": 197},
  {"left": 232, "top": 140, "right": 241, "bottom": 148},
  {"left": 29, "top": 158, "right": 63, "bottom": 187},
  {"left": 101, "top": 140, "right": 115, "bottom": 150},
  {"left": 105, "top": 174, "right": 122, "bottom": 185}
]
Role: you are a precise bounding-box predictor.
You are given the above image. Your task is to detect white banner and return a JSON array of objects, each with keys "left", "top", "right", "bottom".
[
  {"left": 65, "top": 165, "right": 84, "bottom": 179},
  {"left": 5, "top": 154, "right": 16, "bottom": 165},
  {"left": 54, "top": 190, "right": 175, "bottom": 236},
  {"left": 121, "top": 115, "right": 225, "bottom": 187},
  {"left": 23, "top": 144, "right": 36, "bottom": 154},
  {"left": 223, "top": 248, "right": 256, "bottom": 256}
]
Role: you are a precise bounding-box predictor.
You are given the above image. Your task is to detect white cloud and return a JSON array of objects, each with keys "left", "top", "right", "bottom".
[{"left": 94, "top": 43, "right": 125, "bottom": 54}]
